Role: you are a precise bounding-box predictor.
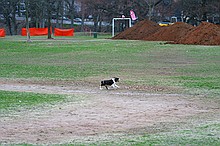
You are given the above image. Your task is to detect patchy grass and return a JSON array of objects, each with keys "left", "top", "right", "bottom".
[
  {"left": 63, "top": 123, "right": 220, "bottom": 146},
  {"left": 0, "top": 38, "right": 156, "bottom": 80},
  {"left": 0, "top": 36, "right": 220, "bottom": 145},
  {"left": 0, "top": 90, "right": 65, "bottom": 112},
  {"left": 172, "top": 45, "right": 220, "bottom": 96},
  {"left": 1, "top": 37, "right": 220, "bottom": 96},
  {"left": 135, "top": 123, "right": 220, "bottom": 146},
  {"left": 68, "top": 123, "right": 220, "bottom": 145}
]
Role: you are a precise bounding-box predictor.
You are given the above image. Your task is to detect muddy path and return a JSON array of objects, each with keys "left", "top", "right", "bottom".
[{"left": 0, "top": 79, "right": 219, "bottom": 144}]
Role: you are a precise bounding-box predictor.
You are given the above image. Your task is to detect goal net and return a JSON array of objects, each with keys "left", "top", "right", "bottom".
[{"left": 112, "top": 18, "right": 131, "bottom": 37}]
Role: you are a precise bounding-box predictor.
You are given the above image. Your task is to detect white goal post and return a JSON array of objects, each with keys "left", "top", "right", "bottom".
[{"left": 112, "top": 18, "right": 132, "bottom": 37}]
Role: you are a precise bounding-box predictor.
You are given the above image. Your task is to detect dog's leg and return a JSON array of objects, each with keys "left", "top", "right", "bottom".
[
  {"left": 105, "top": 86, "right": 108, "bottom": 90},
  {"left": 100, "top": 86, "right": 103, "bottom": 90},
  {"left": 115, "top": 84, "right": 120, "bottom": 88},
  {"left": 111, "top": 83, "right": 115, "bottom": 88},
  {"left": 112, "top": 83, "right": 118, "bottom": 89},
  {"left": 112, "top": 83, "right": 120, "bottom": 89}
]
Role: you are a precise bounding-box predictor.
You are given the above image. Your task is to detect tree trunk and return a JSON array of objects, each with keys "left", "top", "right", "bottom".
[
  {"left": 5, "top": 2, "right": 13, "bottom": 36},
  {"left": 81, "top": 1, "right": 85, "bottom": 32},
  {"left": 6, "top": 16, "right": 12, "bottom": 35},
  {"left": 47, "top": 0, "right": 53, "bottom": 39},
  {"left": 61, "top": 0, "right": 64, "bottom": 28},
  {"left": 146, "top": 0, "right": 163, "bottom": 20},
  {"left": 55, "top": 1, "right": 60, "bottom": 28},
  {"left": 201, "top": 0, "right": 207, "bottom": 21},
  {"left": 70, "top": 0, "right": 75, "bottom": 28},
  {"left": 12, "top": 7, "right": 17, "bottom": 35},
  {"left": 40, "top": 1, "right": 46, "bottom": 28},
  {"left": 48, "top": 17, "right": 52, "bottom": 39},
  {"left": 25, "top": 0, "right": 31, "bottom": 42},
  {"left": 148, "top": 4, "right": 154, "bottom": 20}
]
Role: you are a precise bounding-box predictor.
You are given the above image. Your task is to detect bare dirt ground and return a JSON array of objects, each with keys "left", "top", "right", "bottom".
[{"left": 0, "top": 79, "right": 219, "bottom": 145}]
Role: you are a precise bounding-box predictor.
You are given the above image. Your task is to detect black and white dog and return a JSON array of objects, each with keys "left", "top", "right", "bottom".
[{"left": 100, "top": 77, "right": 120, "bottom": 90}]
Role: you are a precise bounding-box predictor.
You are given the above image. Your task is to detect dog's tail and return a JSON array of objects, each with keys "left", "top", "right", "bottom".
[{"left": 100, "top": 81, "right": 104, "bottom": 90}]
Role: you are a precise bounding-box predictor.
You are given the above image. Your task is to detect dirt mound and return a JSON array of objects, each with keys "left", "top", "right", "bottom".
[
  {"left": 112, "top": 19, "right": 161, "bottom": 40},
  {"left": 174, "top": 22, "right": 220, "bottom": 45},
  {"left": 144, "top": 22, "right": 194, "bottom": 41},
  {"left": 113, "top": 20, "right": 220, "bottom": 45}
]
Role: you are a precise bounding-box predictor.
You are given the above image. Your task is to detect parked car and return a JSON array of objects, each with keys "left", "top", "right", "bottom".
[
  {"left": 158, "top": 21, "right": 174, "bottom": 27},
  {"left": 0, "top": 14, "right": 4, "bottom": 20},
  {"left": 74, "top": 18, "right": 82, "bottom": 22}
]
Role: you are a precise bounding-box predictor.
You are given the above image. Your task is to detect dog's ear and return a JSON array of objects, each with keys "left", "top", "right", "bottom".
[{"left": 114, "top": 77, "right": 119, "bottom": 82}]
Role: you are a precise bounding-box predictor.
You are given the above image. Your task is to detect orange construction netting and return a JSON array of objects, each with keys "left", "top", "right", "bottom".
[
  {"left": 21, "top": 28, "right": 51, "bottom": 36},
  {"left": 54, "top": 28, "right": 74, "bottom": 36},
  {"left": 0, "top": 29, "right": 6, "bottom": 37}
]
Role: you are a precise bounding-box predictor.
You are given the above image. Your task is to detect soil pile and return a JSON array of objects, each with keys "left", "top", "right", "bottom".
[
  {"left": 113, "top": 20, "right": 220, "bottom": 45},
  {"left": 175, "top": 22, "right": 220, "bottom": 45},
  {"left": 112, "top": 19, "right": 161, "bottom": 40},
  {"left": 144, "top": 22, "right": 194, "bottom": 41}
]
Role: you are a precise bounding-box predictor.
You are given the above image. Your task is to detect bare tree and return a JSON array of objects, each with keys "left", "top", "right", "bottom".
[
  {"left": 146, "top": 0, "right": 163, "bottom": 20},
  {"left": 29, "top": 0, "right": 46, "bottom": 28},
  {"left": 25, "top": 0, "right": 31, "bottom": 42},
  {"left": 60, "top": 0, "right": 65, "bottom": 28},
  {"left": 0, "top": 1, "right": 12, "bottom": 35},
  {"left": 46, "top": 0, "right": 55, "bottom": 39},
  {"left": 0, "top": 0, "right": 20, "bottom": 35},
  {"left": 70, "top": 0, "right": 75, "bottom": 28},
  {"left": 179, "top": 0, "right": 217, "bottom": 25},
  {"left": 54, "top": 0, "right": 62, "bottom": 28},
  {"left": 210, "top": 0, "right": 220, "bottom": 23},
  {"left": 11, "top": 0, "right": 19, "bottom": 35}
]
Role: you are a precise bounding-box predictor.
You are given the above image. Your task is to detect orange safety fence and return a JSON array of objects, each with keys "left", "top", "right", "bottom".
[
  {"left": 54, "top": 28, "right": 74, "bottom": 36},
  {"left": 21, "top": 28, "right": 51, "bottom": 36},
  {"left": 0, "top": 29, "right": 6, "bottom": 37}
]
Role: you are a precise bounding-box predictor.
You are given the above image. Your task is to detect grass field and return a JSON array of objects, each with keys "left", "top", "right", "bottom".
[
  {"left": 0, "top": 34, "right": 220, "bottom": 145},
  {"left": 1, "top": 35, "right": 220, "bottom": 95}
]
